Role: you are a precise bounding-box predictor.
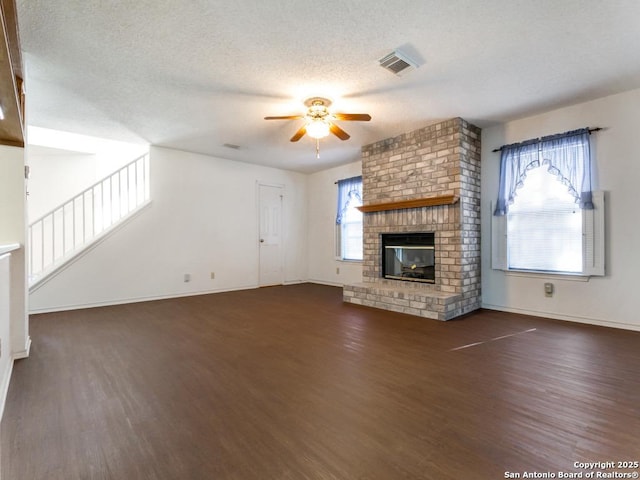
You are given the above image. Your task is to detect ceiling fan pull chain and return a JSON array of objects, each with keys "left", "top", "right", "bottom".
[{"left": 316, "top": 138, "right": 320, "bottom": 159}]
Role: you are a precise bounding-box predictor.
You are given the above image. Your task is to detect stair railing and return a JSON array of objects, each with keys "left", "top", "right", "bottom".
[{"left": 28, "top": 152, "right": 150, "bottom": 284}]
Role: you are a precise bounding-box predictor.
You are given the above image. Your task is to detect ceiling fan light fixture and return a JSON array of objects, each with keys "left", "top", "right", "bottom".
[
  {"left": 264, "top": 96, "right": 370, "bottom": 155},
  {"left": 306, "top": 120, "right": 330, "bottom": 139}
]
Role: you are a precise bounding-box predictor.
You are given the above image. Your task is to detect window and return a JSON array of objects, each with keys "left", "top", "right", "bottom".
[
  {"left": 492, "top": 128, "right": 604, "bottom": 276},
  {"left": 336, "top": 176, "right": 363, "bottom": 261},
  {"left": 507, "top": 167, "right": 583, "bottom": 272}
]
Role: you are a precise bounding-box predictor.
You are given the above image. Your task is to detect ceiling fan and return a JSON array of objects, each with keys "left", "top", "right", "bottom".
[{"left": 264, "top": 97, "right": 371, "bottom": 157}]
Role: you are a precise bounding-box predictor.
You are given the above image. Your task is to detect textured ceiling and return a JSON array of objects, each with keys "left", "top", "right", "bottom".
[{"left": 17, "top": 0, "right": 640, "bottom": 173}]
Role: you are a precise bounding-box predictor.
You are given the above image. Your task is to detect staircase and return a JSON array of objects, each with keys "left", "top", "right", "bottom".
[{"left": 28, "top": 153, "right": 150, "bottom": 288}]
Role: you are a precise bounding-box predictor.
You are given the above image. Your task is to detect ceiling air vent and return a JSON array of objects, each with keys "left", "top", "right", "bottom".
[{"left": 378, "top": 50, "right": 418, "bottom": 76}]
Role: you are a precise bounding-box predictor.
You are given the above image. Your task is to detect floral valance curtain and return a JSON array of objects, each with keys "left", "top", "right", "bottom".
[
  {"left": 494, "top": 128, "right": 593, "bottom": 216},
  {"left": 336, "top": 176, "right": 362, "bottom": 224}
]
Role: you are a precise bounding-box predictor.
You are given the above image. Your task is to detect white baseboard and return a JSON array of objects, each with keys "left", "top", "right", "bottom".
[
  {"left": 0, "top": 335, "right": 29, "bottom": 421},
  {"left": 13, "top": 337, "right": 31, "bottom": 360},
  {"left": 29, "top": 285, "right": 261, "bottom": 314},
  {"left": 308, "top": 279, "right": 344, "bottom": 288},
  {"left": 30, "top": 281, "right": 349, "bottom": 315},
  {"left": 0, "top": 357, "right": 14, "bottom": 421},
  {"left": 481, "top": 303, "right": 640, "bottom": 332}
]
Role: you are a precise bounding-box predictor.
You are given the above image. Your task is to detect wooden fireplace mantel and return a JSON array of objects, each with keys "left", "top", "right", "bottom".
[{"left": 357, "top": 194, "right": 459, "bottom": 213}]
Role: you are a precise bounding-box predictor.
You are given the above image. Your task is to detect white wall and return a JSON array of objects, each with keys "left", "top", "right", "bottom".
[
  {"left": 29, "top": 146, "right": 308, "bottom": 312},
  {"left": 307, "top": 160, "right": 363, "bottom": 286},
  {"left": 0, "top": 145, "right": 30, "bottom": 358},
  {"left": 481, "top": 88, "right": 640, "bottom": 331},
  {"left": 0, "top": 145, "right": 30, "bottom": 418},
  {"left": 27, "top": 148, "right": 98, "bottom": 221}
]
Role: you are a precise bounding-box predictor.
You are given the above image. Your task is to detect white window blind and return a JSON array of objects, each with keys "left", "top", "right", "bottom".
[
  {"left": 336, "top": 176, "right": 363, "bottom": 261},
  {"left": 506, "top": 167, "right": 582, "bottom": 273},
  {"left": 492, "top": 186, "right": 605, "bottom": 276},
  {"left": 340, "top": 196, "right": 363, "bottom": 261}
]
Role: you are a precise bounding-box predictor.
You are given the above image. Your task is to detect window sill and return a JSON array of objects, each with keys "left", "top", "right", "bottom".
[
  {"left": 336, "top": 258, "right": 363, "bottom": 264},
  {"left": 504, "top": 269, "right": 590, "bottom": 282}
]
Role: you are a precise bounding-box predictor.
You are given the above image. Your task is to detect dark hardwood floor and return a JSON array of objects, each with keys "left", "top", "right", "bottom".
[{"left": 3, "top": 284, "right": 640, "bottom": 479}]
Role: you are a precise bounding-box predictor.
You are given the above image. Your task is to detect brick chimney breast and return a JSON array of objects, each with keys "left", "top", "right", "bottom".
[{"left": 343, "top": 118, "right": 481, "bottom": 321}]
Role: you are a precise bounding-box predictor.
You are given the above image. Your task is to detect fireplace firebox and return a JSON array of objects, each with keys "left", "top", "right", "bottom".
[{"left": 381, "top": 233, "right": 435, "bottom": 283}]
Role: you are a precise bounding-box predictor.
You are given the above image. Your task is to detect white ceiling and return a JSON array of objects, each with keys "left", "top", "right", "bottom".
[{"left": 17, "top": 0, "right": 640, "bottom": 173}]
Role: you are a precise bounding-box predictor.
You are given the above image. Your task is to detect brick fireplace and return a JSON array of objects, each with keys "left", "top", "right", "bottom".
[{"left": 343, "top": 118, "right": 481, "bottom": 320}]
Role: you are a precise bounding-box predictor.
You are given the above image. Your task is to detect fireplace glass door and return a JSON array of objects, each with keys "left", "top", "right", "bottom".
[{"left": 381, "top": 233, "right": 435, "bottom": 283}]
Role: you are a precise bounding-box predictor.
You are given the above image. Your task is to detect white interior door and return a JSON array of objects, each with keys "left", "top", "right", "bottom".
[{"left": 258, "top": 184, "right": 284, "bottom": 286}]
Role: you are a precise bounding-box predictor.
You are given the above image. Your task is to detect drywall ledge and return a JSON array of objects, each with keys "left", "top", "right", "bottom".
[
  {"left": 0, "top": 243, "right": 20, "bottom": 255},
  {"left": 357, "top": 195, "right": 459, "bottom": 213}
]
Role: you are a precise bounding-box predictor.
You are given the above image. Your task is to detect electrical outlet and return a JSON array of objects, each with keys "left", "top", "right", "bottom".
[
  {"left": 184, "top": 273, "right": 191, "bottom": 283},
  {"left": 544, "top": 282, "right": 554, "bottom": 297},
  {"left": 336, "top": 267, "right": 340, "bottom": 275},
  {"left": 210, "top": 272, "right": 215, "bottom": 279}
]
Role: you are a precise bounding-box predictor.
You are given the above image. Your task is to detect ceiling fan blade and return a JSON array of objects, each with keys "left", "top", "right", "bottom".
[
  {"left": 264, "top": 115, "right": 304, "bottom": 120},
  {"left": 333, "top": 113, "right": 371, "bottom": 121},
  {"left": 329, "top": 122, "right": 350, "bottom": 141},
  {"left": 290, "top": 125, "right": 307, "bottom": 142}
]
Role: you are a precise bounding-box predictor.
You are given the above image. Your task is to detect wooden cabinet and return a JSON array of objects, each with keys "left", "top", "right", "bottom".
[{"left": 0, "top": 0, "right": 24, "bottom": 147}]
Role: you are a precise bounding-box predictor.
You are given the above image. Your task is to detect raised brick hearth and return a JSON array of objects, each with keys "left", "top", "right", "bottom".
[{"left": 343, "top": 118, "right": 481, "bottom": 320}]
